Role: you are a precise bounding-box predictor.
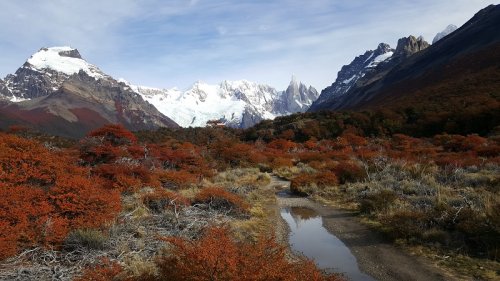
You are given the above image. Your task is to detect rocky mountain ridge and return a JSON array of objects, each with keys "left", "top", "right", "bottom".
[
  {"left": 309, "top": 35, "right": 430, "bottom": 111},
  {"left": 311, "top": 43, "right": 394, "bottom": 109},
  {"left": 309, "top": 4, "right": 500, "bottom": 113},
  {"left": 132, "top": 76, "right": 318, "bottom": 128}
]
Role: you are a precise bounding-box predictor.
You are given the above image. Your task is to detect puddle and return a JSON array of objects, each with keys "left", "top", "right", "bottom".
[
  {"left": 281, "top": 207, "right": 376, "bottom": 281},
  {"left": 275, "top": 190, "right": 297, "bottom": 198}
]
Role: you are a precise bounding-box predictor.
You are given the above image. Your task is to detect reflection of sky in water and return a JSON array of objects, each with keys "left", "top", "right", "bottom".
[{"left": 281, "top": 207, "right": 376, "bottom": 281}]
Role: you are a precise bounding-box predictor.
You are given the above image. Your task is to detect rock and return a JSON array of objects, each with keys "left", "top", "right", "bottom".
[
  {"left": 57, "top": 48, "right": 82, "bottom": 59},
  {"left": 394, "top": 35, "right": 430, "bottom": 58}
]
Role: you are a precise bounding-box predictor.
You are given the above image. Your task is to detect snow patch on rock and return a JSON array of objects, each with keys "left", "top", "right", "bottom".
[{"left": 27, "top": 47, "right": 105, "bottom": 79}]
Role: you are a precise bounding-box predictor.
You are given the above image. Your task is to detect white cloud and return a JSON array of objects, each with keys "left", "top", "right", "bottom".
[{"left": 0, "top": 0, "right": 497, "bottom": 91}]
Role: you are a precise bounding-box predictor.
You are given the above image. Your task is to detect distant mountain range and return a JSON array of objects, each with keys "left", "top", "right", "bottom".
[
  {"left": 130, "top": 76, "right": 318, "bottom": 129},
  {"left": 1, "top": 4, "right": 498, "bottom": 138},
  {"left": 0, "top": 48, "right": 317, "bottom": 137}
]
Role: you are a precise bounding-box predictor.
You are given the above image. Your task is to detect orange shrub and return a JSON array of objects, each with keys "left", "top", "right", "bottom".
[
  {"left": 158, "top": 170, "right": 199, "bottom": 190},
  {"left": 332, "top": 161, "right": 366, "bottom": 184},
  {"left": 476, "top": 143, "right": 500, "bottom": 157},
  {"left": 80, "top": 227, "right": 342, "bottom": 281},
  {"left": 342, "top": 133, "right": 368, "bottom": 148},
  {"left": 95, "top": 164, "right": 149, "bottom": 192},
  {"left": 152, "top": 227, "right": 341, "bottom": 281},
  {"left": 0, "top": 133, "right": 121, "bottom": 260},
  {"left": 434, "top": 152, "right": 482, "bottom": 167},
  {"left": 271, "top": 157, "right": 294, "bottom": 168},
  {"left": 75, "top": 258, "right": 124, "bottom": 281},
  {"left": 150, "top": 142, "right": 213, "bottom": 176},
  {"left": 290, "top": 172, "right": 338, "bottom": 196},
  {"left": 88, "top": 124, "right": 137, "bottom": 145},
  {"left": 0, "top": 183, "right": 52, "bottom": 259},
  {"left": 267, "top": 139, "right": 298, "bottom": 152}
]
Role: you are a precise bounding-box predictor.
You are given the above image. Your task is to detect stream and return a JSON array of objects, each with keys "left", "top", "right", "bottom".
[
  {"left": 272, "top": 175, "right": 375, "bottom": 280},
  {"left": 272, "top": 175, "right": 453, "bottom": 281},
  {"left": 280, "top": 206, "right": 376, "bottom": 281}
]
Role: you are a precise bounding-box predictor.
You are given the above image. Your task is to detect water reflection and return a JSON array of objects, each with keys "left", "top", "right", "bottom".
[
  {"left": 288, "top": 207, "right": 320, "bottom": 227},
  {"left": 281, "top": 207, "right": 376, "bottom": 281}
]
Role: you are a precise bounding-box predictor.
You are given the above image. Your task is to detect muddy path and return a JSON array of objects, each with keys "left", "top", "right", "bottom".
[{"left": 269, "top": 176, "right": 463, "bottom": 281}]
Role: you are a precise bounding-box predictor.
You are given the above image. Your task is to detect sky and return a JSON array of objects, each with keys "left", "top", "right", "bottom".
[{"left": 0, "top": 0, "right": 497, "bottom": 91}]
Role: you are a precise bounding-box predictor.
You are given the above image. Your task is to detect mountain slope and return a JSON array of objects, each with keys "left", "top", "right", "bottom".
[
  {"left": 249, "top": 5, "right": 500, "bottom": 139},
  {"left": 321, "top": 4, "right": 500, "bottom": 112},
  {"left": 133, "top": 77, "right": 318, "bottom": 129},
  {"left": 309, "top": 5, "right": 500, "bottom": 113},
  {"left": 309, "top": 35, "right": 430, "bottom": 111},
  {"left": 0, "top": 47, "right": 178, "bottom": 137},
  {"left": 310, "top": 43, "right": 394, "bottom": 110}
]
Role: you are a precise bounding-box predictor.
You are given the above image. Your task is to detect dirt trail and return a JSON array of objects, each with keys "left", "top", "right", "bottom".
[{"left": 270, "top": 176, "right": 463, "bottom": 281}]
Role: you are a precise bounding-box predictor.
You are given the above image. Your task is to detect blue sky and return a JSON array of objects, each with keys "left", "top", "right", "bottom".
[{"left": 0, "top": 0, "right": 496, "bottom": 90}]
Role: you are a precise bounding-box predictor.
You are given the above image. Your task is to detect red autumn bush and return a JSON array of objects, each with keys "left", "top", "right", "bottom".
[
  {"left": 74, "top": 258, "right": 125, "bottom": 281},
  {"left": 290, "top": 172, "right": 338, "bottom": 196},
  {"left": 0, "top": 183, "right": 52, "bottom": 259},
  {"left": 0, "top": 133, "right": 120, "bottom": 260},
  {"left": 88, "top": 124, "right": 137, "bottom": 145},
  {"left": 151, "top": 141, "right": 211, "bottom": 174},
  {"left": 193, "top": 187, "right": 249, "bottom": 215},
  {"left": 78, "top": 227, "right": 342, "bottom": 281},
  {"left": 157, "top": 170, "right": 199, "bottom": 190},
  {"left": 79, "top": 125, "right": 159, "bottom": 192},
  {"left": 267, "top": 138, "right": 298, "bottom": 152},
  {"left": 332, "top": 161, "right": 366, "bottom": 184},
  {"left": 95, "top": 163, "right": 151, "bottom": 192},
  {"left": 150, "top": 227, "right": 341, "bottom": 281}
]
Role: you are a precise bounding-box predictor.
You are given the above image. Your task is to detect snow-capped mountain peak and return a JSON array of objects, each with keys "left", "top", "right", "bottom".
[
  {"left": 0, "top": 46, "right": 178, "bottom": 135},
  {"left": 26, "top": 46, "right": 105, "bottom": 79},
  {"left": 134, "top": 77, "right": 318, "bottom": 128},
  {"left": 0, "top": 46, "right": 319, "bottom": 130},
  {"left": 310, "top": 42, "right": 394, "bottom": 108},
  {"left": 0, "top": 46, "right": 109, "bottom": 100},
  {"left": 432, "top": 24, "right": 458, "bottom": 44}
]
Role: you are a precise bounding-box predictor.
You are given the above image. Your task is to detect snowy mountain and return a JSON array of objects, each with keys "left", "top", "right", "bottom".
[
  {"left": 432, "top": 24, "right": 458, "bottom": 44},
  {"left": 310, "top": 43, "right": 394, "bottom": 110},
  {"left": 0, "top": 47, "right": 178, "bottom": 137},
  {"left": 0, "top": 46, "right": 318, "bottom": 135},
  {"left": 0, "top": 47, "right": 108, "bottom": 100},
  {"left": 132, "top": 77, "right": 318, "bottom": 128},
  {"left": 310, "top": 35, "right": 430, "bottom": 111},
  {"left": 278, "top": 76, "right": 319, "bottom": 114}
]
